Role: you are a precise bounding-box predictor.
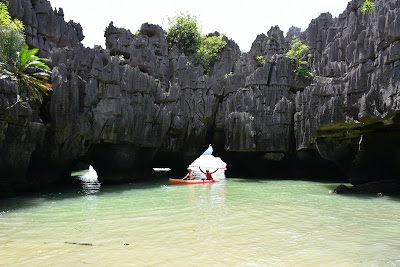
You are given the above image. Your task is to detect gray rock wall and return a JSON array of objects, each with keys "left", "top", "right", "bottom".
[
  {"left": 8, "top": 0, "right": 84, "bottom": 57},
  {"left": 295, "top": 0, "right": 400, "bottom": 150},
  {"left": 291, "top": 0, "right": 400, "bottom": 183},
  {"left": 0, "top": 78, "right": 47, "bottom": 193}
]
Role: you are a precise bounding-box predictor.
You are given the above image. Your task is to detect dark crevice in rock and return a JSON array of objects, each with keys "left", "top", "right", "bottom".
[{"left": 377, "top": 36, "right": 400, "bottom": 52}]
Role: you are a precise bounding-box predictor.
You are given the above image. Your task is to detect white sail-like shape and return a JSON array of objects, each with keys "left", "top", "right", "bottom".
[
  {"left": 79, "top": 165, "right": 98, "bottom": 181},
  {"left": 189, "top": 145, "right": 227, "bottom": 179}
]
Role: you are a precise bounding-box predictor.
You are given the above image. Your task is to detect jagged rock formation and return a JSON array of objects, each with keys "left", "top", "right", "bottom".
[
  {"left": 9, "top": 0, "right": 84, "bottom": 56},
  {"left": 1, "top": 0, "right": 399, "bottom": 195},
  {"left": 294, "top": 1, "right": 400, "bottom": 183}
]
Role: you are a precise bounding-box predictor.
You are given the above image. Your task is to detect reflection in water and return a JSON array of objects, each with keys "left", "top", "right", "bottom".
[
  {"left": 76, "top": 166, "right": 101, "bottom": 245},
  {"left": 186, "top": 181, "right": 227, "bottom": 209},
  {"left": 183, "top": 181, "right": 228, "bottom": 254},
  {"left": 78, "top": 166, "right": 101, "bottom": 196}
]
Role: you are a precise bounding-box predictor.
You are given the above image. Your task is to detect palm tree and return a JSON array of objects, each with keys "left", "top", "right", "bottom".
[{"left": 0, "top": 44, "right": 52, "bottom": 106}]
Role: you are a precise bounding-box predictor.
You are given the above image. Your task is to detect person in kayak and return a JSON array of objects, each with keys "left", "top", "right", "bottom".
[
  {"left": 199, "top": 167, "right": 218, "bottom": 181},
  {"left": 182, "top": 169, "right": 195, "bottom": 180}
]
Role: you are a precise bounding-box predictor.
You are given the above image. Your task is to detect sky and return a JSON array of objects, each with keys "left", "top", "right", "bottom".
[{"left": 49, "top": 0, "right": 351, "bottom": 52}]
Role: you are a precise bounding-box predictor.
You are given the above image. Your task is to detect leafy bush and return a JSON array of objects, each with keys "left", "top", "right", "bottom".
[
  {"left": 192, "top": 35, "right": 226, "bottom": 73},
  {"left": 0, "top": 2, "right": 25, "bottom": 68},
  {"left": 0, "top": 3, "right": 52, "bottom": 105},
  {"left": 0, "top": 27, "right": 25, "bottom": 68},
  {"left": 165, "top": 12, "right": 202, "bottom": 57},
  {"left": 0, "top": 2, "right": 23, "bottom": 30},
  {"left": 285, "top": 37, "right": 313, "bottom": 79},
  {"left": 165, "top": 13, "right": 227, "bottom": 73},
  {"left": 224, "top": 72, "right": 233, "bottom": 79},
  {"left": 361, "top": 0, "right": 375, "bottom": 14},
  {"left": 255, "top": 56, "right": 265, "bottom": 66},
  {"left": 2, "top": 45, "right": 52, "bottom": 104}
]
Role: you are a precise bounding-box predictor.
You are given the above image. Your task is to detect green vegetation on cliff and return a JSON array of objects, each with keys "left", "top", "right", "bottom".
[
  {"left": 0, "top": 3, "right": 51, "bottom": 105},
  {"left": 317, "top": 112, "right": 400, "bottom": 139},
  {"left": 0, "top": 2, "right": 25, "bottom": 69},
  {"left": 165, "top": 12, "right": 226, "bottom": 73},
  {"left": 2, "top": 44, "right": 52, "bottom": 104},
  {"left": 165, "top": 13, "right": 202, "bottom": 57},
  {"left": 255, "top": 56, "right": 265, "bottom": 67},
  {"left": 285, "top": 37, "right": 313, "bottom": 79},
  {"left": 361, "top": 0, "right": 375, "bottom": 14},
  {"left": 192, "top": 35, "right": 226, "bottom": 73}
]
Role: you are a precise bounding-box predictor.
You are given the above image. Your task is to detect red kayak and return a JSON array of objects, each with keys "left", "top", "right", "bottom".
[{"left": 169, "top": 178, "right": 220, "bottom": 184}]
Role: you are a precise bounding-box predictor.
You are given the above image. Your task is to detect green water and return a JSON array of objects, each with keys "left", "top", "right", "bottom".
[{"left": 1, "top": 177, "right": 400, "bottom": 266}]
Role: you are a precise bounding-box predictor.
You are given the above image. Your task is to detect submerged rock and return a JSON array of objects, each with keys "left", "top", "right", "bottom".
[{"left": 334, "top": 180, "right": 400, "bottom": 196}]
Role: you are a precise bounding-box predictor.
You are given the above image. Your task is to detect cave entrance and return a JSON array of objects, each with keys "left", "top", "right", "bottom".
[
  {"left": 152, "top": 145, "right": 227, "bottom": 179},
  {"left": 188, "top": 145, "right": 227, "bottom": 179}
]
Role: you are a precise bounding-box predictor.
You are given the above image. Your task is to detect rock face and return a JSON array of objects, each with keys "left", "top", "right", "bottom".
[
  {"left": 316, "top": 112, "right": 400, "bottom": 184},
  {"left": 294, "top": 0, "right": 400, "bottom": 183},
  {"left": 9, "top": 0, "right": 84, "bottom": 56},
  {"left": 1, "top": 0, "right": 400, "bottom": 194}
]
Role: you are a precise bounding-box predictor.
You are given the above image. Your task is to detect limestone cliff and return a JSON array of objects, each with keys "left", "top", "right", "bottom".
[
  {"left": 294, "top": 1, "right": 400, "bottom": 183},
  {"left": 1, "top": 0, "right": 399, "bottom": 194}
]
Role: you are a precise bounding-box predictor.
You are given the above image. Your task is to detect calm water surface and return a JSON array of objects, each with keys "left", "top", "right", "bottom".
[{"left": 1, "top": 175, "right": 400, "bottom": 266}]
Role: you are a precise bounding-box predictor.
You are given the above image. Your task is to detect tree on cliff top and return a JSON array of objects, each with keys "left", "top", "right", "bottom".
[
  {"left": 165, "top": 12, "right": 226, "bottom": 74},
  {"left": 165, "top": 12, "right": 202, "bottom": 57},
  {"left": 192, "top": 35, "right": 227, "bottom": 73},
  {"left": 0, "top": 2, "right": 52, "bottom": 106}
]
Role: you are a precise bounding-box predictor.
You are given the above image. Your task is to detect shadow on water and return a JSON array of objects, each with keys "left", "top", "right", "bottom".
[
  {"left": 3, "top": 169, "right": 400, "bottom": 214},
  {"left": 329, "top": 192, "right": 400, "bottom": 202},
  {"left": 230, "top": 177, "right": 345, "bottom": 185},
  {"left": 0, "top": 171, "right": 173, "bottom": 214},
  {"left": 230, "top": 178, "right": 400, "bottom": 202},
  {"left": 328, "top": 191, "right": 400, "bottom": 201},
  {"left": 319, "top": 184, "right": 400, "bottom": 202}
]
